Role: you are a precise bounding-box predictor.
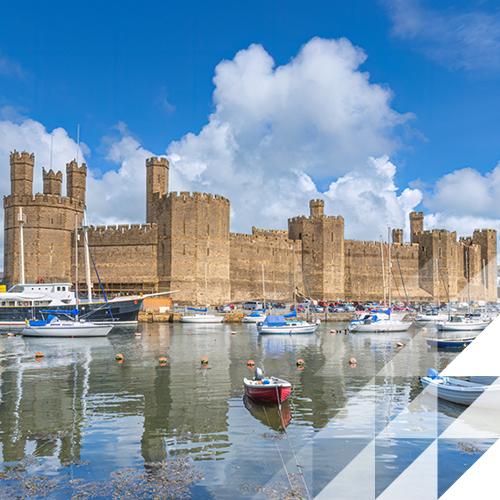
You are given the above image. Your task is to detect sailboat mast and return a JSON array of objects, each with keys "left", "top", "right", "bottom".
[
  {"left": 483, "top": 259, "right": 487, "bottom": 311},
  {"left": 18, "top": 208, "right": 26, "bottom": 285},
  {"left": 466, "top": 247, "right": 470, "bottom": 315},
  {"left": 83, "top": 217, "right": 92, "bottom": 303},
  {"left": 436, "top": 258, "right": 439, "bottom": 307},
  {"left": 75, "top": 214, "right": 79, "bottom": 320},
  {"left": 380, "top": 236, "right": 386, "bottom": 306},
  {"left": 388, "top": 227, "right": 391, "bottom": 311},
  {"left": 262, "top": 264, "right": 265, "bottom": 310},
  {"left": 205, "top": 262, "right": 208, "bottom": 309}
]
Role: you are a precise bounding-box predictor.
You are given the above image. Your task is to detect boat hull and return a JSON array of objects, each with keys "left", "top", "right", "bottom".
[
  {"left": 22, "top": 323, "right": 112, "bottom": 337},
  {"left": 243, "top": 378, "right": 291, "bottom": 404},
  {"left": 436, "top": 321, "right": 489, "bottom": 331},
  {"left": 257, "top": 322, "right": 318, "bottom": 334},
  {"left": 0, "top": 298, "right": 143, "bottom": 329},
  {"left": 421, "top": 376, "right": 500, "bottom": 408},
  {"left": 242, "top": 314, "right": 267, "bottom": 323},
  {"left": 349, "top": 321, "right": 412, "bottom": 333},
  {"left": 180, "top": 314, "right": 223, "bottom": 323},
  {"left": 426, "top": 337, "right": 476, "bottom": 348}
]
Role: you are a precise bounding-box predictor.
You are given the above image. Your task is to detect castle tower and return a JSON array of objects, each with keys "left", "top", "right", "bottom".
[
  {"left": 410, "top": 211, "right": 424, "bottom": 244},
  {"left": 10, "top": 151, "right": 34, "bottom": 198},
  {"left": 472, "top": 229, "right": 497, "bottom": 302},
  {"left": 66, "top": 161, "right": 87, "bottom": 202},
  {"left": 392, "top": 229, "right": 403, "bottom": 245},
  {"left": 43, "top": 168, "right": 63, "bottom": 196},
  {"left": 288, "top": 200, "right": 344, "bottom": 300},
  {"left": 146, "top": 157, "right": 169, "bottom": 224},
  {"left": 310, "top": 199, "right": 324, "bottom": 217},
  {"left": 4, "top": 153, "right": 86, "bottom": 286}
]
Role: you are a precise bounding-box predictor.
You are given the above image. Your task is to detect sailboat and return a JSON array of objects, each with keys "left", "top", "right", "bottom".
[
  {"left": 436, "top": 248, "right": 491, "bottom": 332},
  {"left": 180, "top": 263, "right": 223, "bottom": 323},
  {"left": 414, "top": 259, "right": 447, "bottom": 323},
  {"left": 22, "top": 215, "right": 112, "bottom": 337},
  {"left": 349, "top": 229, "right": 411, "bottom": 333},
  {"left": 242, "top": 264, "right": 267, "bottom": 323}
]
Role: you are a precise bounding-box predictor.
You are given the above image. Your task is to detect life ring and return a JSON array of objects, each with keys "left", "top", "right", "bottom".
[{"left": 23, "top": 302, "right": 29, "bottom": 306}]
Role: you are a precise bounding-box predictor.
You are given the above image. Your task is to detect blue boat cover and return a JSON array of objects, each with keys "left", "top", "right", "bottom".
[
  {"left": 284, "top": 310, "right": 297, "bottom": 318},
  {"left": 427, "top": 368, "right": 440, "bottom": 379},
  {"left": 41, "top": 309, "right": 78, "bottom": 315},
  {"left": 187, "top": 307, "right": 207, "bottom": 312},
  {"left": 263, "top": 315, "right": 287, "bottom": 326}
]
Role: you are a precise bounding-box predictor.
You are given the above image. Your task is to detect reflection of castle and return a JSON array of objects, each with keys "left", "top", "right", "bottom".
[{"left": 3, "top": 151, "right": 497, "bottom": 304}]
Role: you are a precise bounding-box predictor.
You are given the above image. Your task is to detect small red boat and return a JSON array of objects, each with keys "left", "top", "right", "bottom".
[{"left": 243, "top": 368, "right": 291, "bottom": 404}]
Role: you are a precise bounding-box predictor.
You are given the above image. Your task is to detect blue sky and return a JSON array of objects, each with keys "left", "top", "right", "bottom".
[{"left": 1, "top": 0, "right": 500, "bottom": 265}]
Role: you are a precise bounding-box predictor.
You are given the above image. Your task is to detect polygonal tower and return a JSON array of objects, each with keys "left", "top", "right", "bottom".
[{"left": 146, "top": 156, "right": 169, "bottom": 224}]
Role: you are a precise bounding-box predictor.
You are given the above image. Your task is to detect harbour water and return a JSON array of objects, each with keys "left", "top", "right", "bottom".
[{"left": 0, "top": 322, "right": 493, "bottom": 498}]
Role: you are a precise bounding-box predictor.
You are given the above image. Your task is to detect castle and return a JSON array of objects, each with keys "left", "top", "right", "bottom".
[{"left": 3, "top": 151, "right": 498, "bottom": 304}]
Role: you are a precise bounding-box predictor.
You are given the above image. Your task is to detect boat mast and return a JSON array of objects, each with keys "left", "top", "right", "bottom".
[
  {"left": 436, "top": 258, "right": 439, "bottom": 308},
  {"left": 380, "top": 236, "right": 386, "bottom": 307},
  {"left": 18, "top": 208, "right": 26, "bottom": 284},
  {"left": 75, "top": 214, "right": 79, "bottom": 321},
  {"left": 82, "top": 216, "right": 92, "bottom": 304},
  {"left": 205, "top": 262, "right": 208, "bottom": 309},
  {"left": 262, "top": 263, "right": 266, "bottom": 311},
  {"left": 483, "top": 259, "right": 487, "bottom": 312},
  {"left": 388, "top": 227, "right": 391, "bottom": 314},
  {"left": 466, "top": 247, "right": 470, "bottom": 315}
]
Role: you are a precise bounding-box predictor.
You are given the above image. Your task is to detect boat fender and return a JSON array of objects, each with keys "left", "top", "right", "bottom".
[{"left": 263, "top": 380, "right": 270, "bottom": 385}]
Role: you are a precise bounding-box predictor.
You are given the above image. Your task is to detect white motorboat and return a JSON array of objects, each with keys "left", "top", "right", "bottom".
[
  {"left": 348, "top": 313, "right": 412, "bottom": 333},
  {"left": 257, "top": 314, "right": 318, "bottom": 334},
  {"left": 22, "top": 313, "right": 112, "bottom": 337},
  {"left": 436, "top": 316, "right": 490, "bottom": 331},
  {"left": 421, "top": 369, "right": 500, "bottom": 408}
]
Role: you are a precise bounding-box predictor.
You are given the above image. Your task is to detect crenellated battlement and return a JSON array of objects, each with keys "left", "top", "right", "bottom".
[
  {"left": 166, "top": 191, "right": 230, "bottom": 204},
  {"left": 11, "top": 150, "right": 34, "bottom": 163},
  {"left": 4, "top": 193, "right": 85, "bottom": 209},
  {"left": 288, "top": 214, "right": 343, "bottom": 224},
  {"left": 252, "top": 227, "right": 289, "bottom": 236},
  {"left": 146, "top": 156, "right": 169, "bottom": 167}
]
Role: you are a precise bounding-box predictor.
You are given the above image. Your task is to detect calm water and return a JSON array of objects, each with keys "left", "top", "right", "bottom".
[{"left": 0, "top": 322, "right": 493, "bottom": 499}]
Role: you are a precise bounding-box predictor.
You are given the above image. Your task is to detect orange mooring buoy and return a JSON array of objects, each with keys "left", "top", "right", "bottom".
[
  {"left": 116, "top": 353, "right": 124, "bottom": 361},
  {"left": 134, "top": 332, "right": 141, "bottom": 337},
  {"left": 296, "top": 359, "right": 305, "bottom": 367},
  {"left": 247, "top": 359, "right": 255, "bottom": 367},
  {"left": 201, "top": 357, "right": 208, "bottom": 364},
  {"left": 349, "top": 357, "right": 357, "bottom": 366},
  {"left": 159, "top": 357, "right": 167, "bottom": 364},
  {"left": 35, "top": 352, "right": 44, "bottom": 359}
]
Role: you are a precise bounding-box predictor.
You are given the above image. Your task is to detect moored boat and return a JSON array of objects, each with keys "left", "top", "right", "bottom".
[
  {"left": 348, "top": 313, "right": 412, "bottom": 333},
  {"left": 242, "top": 310, "right": 267, "bottom": 323},
  {"left": 180, "top": 307, "right": 223, "bottom": 323},
  {"left": 22, "top": 313, "right": 112, "bottom": 338},
  {"left": 421, "top": 369, "right": 500, "bottom": 408},
  {"left": 256, "top": 312, "right": 318, "bottom": 334},
  {"left": 0, "top": 282, "right": 144, "bottom": 329},
  {"left": 243, "top": 368, "right": 291, "bottom": 404},
  {"left": 436, "top": 316, "right": 490, "bottom": 331},
  {"left": 425, "top": 337, "right": 476, "bottom": 348}
]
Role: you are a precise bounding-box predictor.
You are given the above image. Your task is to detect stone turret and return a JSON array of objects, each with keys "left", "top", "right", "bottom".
[
  {"left": 66, "top": 161, "right": 87, "bottom": 203},
  {"left": 410, "top": 211, "right": 424, "bottom": 244},
  {"left": 43, "top": 168, "right": 63, "bottom": 196},
  {"left": 146, "top": 156, "right": 169, "bottom": 224},
  {"left": 310, "top": 199, "right": 324, "bottom": 217},
  {"left": 10, "top": 151, "right": 34, "bottom": 197},
  {"left": 392, "top": 229, "right": 403, "bottom": 244}
]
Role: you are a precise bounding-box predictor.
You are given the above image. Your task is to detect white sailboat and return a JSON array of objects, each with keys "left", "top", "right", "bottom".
[
  {"left": 180, "top": 263, "right": 223, "bottom": 323},
  {"left": 349, "top": 229, "right": 411, "bottom": 333},
  {"left": 22, "top": 215, "right": 112, "bottom": 337}
]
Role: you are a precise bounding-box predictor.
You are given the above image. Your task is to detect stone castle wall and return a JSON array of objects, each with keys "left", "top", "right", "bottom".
[
  {"left": 229, "top": 228, "right": 304, "bottom": 303},
  {"left": 3, "top": 151, "right": 498, "bottom": 305}
]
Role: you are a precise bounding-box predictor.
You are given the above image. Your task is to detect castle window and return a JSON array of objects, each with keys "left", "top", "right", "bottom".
[
  {"left": 207, "top": 224, "right": 210, "bottom": 236},
  {"left": 207, "top": 248, "right": 210, "bottom": 256},
  {"left": 157, "top": 174, "right": 161, "bottom": 184},
  {"left": 439, "top": 248, "right": 442, "bottom": 257},
  {"left": 312, "top": 235, "right": 315, "bottom": 242},
  {"left": 299, "top": 233, "right": 302, "bottom": 240},
  {"left": 183, "top": 222, "right": 186, "bottom": 235},
  {"left": 51, "top": 218, "right": 53, "bottom": 224},
  {"left": 331, "top": 233, "right": 333, "bottom": 242},
  {"left": 183, "top": 244, "right": 186, "bottom": 255}
]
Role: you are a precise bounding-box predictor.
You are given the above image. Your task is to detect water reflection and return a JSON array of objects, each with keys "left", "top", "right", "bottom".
[{"left": 0, "top": 322, "right": 484, "bottom": 498}]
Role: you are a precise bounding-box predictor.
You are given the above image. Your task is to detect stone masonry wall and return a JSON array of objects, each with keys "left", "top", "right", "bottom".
[{"left": 229, "top": 228, "right": 304, "bottom": 304}]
